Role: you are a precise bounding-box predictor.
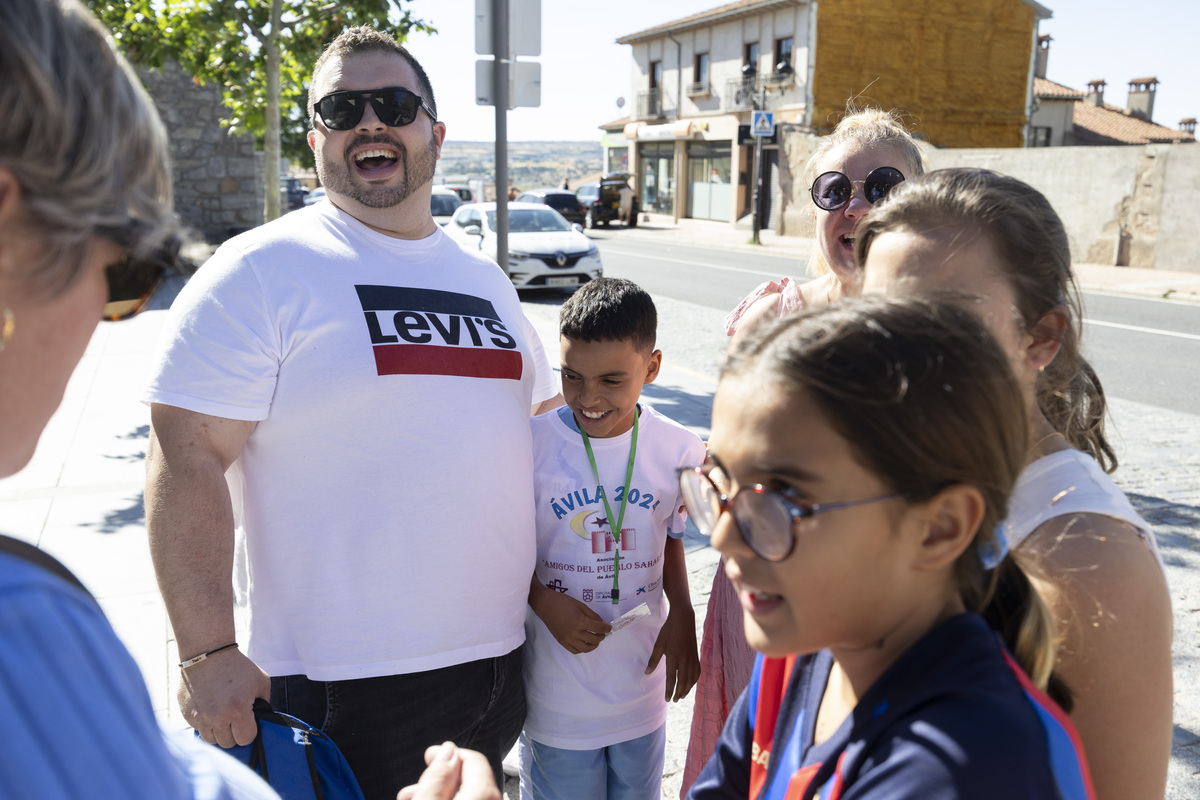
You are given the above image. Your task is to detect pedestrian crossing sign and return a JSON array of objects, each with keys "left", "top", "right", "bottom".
[{"left": 752, "top": 111, "right": 774, "bottom": 136}]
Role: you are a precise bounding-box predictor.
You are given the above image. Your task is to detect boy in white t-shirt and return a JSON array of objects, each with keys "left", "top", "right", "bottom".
[{"left": 522, "top": 278, "right": 706, "bottom": 800}]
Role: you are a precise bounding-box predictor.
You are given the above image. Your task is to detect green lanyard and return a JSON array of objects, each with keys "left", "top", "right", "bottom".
[{"left": 580, "top": 410, "right": 638, "bottom": 605}]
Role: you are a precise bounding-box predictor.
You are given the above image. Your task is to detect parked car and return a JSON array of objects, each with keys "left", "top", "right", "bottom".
[
  {"left": 444, "top": 202, "right": 602, "bottom": 290},
  {"left": 280, "top": 176, "right": 309, "bottom": 211},
  {"left": 442, "top": 183, "right": 474, "bottom": 203},
  {"left": 574, "top": 173, "right": 639, "bottom": 228},
  {"left": 303, "top": 186, "right": 326, "bottom": 206},
  {"left": 431, "top": 187, "right": 463, "bottom": 226},
  {"left": 515, "top": 188, "right": 586, "bottom": 226}
]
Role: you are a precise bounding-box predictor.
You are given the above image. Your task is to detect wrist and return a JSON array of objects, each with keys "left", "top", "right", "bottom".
[{"left": 179, "top": 642, "right": 238, "bottom": 670}]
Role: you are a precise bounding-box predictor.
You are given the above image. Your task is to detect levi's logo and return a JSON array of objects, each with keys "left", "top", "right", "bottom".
[{"left": 356, "top": 285, "right": 522, "bottom": 380}]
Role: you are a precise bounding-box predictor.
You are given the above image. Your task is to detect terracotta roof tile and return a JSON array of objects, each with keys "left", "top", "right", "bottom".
[
  {"left": 1034, "top": 77, "right": 1085, "bottom": 100},
  {"left": 1070, "top": 100, "right": 1195, "bottom": 145}
]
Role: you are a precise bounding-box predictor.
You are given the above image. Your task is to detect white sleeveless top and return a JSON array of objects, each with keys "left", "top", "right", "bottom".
[{"left": 1007, "top": 449, "right": 1164, "bottom": 572}]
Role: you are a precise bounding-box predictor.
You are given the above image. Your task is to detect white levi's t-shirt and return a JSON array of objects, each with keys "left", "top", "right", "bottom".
[
  {"left": 144, "top": 203, "right": 557, "bottom": 680},
  {"left": 523, "top": 403, "right": 705, "bottom": 749}
]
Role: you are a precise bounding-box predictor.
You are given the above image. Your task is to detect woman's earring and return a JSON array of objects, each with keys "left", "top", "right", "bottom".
[{"left": 0, "top": 307, "right": 13, "bottom": 352}]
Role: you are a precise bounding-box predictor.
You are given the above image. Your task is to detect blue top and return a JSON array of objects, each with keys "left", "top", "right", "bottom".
[
  {"left": 688, "top": 613, "right": 1095, "bottom": 800},
  {"left": 0, "top": 551, "right": 279, "bottom": 800}
]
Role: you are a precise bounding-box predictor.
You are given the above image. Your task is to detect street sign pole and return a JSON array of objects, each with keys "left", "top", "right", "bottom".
[
  {"left": 750, "top": 85, "right": 767, "bottom": 245},
  {"left": 492, "top": 0, "right": 509, "bottom": 275}
]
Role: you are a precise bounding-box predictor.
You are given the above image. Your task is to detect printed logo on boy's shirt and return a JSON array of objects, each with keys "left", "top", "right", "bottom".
[
  {"left": 546, "top": 578, "right": 569, "bottom": 593},
  {"left": 552, "top": 484, "right": 662, "bottom": 522},
  {"left": 355, "top": 285, "right": 522, "bottom": 380}
]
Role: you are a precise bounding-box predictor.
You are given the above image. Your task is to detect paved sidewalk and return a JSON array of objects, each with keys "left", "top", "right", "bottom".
[{"left": 600, "top": 214, "right": 1200, "bottom": 304}]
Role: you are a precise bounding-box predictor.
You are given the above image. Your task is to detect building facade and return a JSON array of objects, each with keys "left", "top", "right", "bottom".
[{"left": 611, "top": 0, "right": 1050, "bottom": 228}]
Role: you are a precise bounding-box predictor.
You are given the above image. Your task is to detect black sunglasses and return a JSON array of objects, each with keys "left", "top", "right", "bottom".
[
  {"left": 810, "top": 166, "right": 906, "bottom": 212},
  {"left": 313, "top": 87, "right": 436, "bottom": 131},
  {"left": 99, "top": 221, "right": 181, "bottom": 321}
]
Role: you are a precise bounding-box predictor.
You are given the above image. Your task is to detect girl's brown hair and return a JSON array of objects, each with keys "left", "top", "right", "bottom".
[
  {"left": 726, "top": 295, "right": 1069, "bottom": 707},
  {"left": 855, "top": 168, "right": 1116, "bottom": 472}
]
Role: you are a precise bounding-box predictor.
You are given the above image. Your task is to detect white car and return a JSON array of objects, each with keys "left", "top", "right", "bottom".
[
  {"left": 431, "top": 187, "right": 463, "bottom": 226},
  {"left": 445, "top": 202, "right": 602, "bottom": 290}
]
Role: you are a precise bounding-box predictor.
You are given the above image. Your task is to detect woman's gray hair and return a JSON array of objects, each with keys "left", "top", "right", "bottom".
[{"left": 0, "top": 0, "right": 175, "bottom": 298}]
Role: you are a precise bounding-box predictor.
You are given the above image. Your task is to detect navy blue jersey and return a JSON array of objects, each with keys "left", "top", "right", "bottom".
[{"left": 688, "top": 613, "right": 1095, "bottom": 800}]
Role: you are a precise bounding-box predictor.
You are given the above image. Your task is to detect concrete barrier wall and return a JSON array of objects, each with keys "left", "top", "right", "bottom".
[
  {"left": 1157, "top": 145, "right": 1200, "bottom": 274},
  {"left": 777, "top": 134, "right": 1199, "bottom": 273}
]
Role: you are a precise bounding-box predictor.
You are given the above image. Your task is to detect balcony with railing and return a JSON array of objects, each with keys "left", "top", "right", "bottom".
[
  {"left": 686, "top": 81, "right": 711, "bottom": 98},
  {"left": 637, "top": 88, "right": 663, "bottom": 120},
  {"left": 764, "top": 67, "right": 795, "bottom": 90},
  {"left": 725, "top": 77, "right": 760, "bottom": 111}
]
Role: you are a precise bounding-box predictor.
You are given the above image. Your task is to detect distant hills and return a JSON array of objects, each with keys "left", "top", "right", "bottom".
[{"left": 438, "top": 140, "right": 604, "bottom": 191}]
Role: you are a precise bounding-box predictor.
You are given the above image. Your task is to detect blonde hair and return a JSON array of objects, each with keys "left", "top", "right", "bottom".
[
  {"left": 0, "top": 0, "right": 175, "bottom": 299},
  {"left": 805, "top": 108, "right": 926, "bottom": 277}
]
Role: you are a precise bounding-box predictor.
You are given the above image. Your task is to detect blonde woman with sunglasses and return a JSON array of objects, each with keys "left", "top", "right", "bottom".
[{"left": 679, "top": 108, "right": 926, "bottom": 797}]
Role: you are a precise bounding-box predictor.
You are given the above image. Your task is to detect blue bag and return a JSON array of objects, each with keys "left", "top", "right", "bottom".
[{"left": 207, "top": 699, "right": 366, "bottom": 800}]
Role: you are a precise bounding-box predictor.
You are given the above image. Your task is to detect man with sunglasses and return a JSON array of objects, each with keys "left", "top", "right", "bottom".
[{"left": 144, "top": 26, "right": 559, "bottom": 800}]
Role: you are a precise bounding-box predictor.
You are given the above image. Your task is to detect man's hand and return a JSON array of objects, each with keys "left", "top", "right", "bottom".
[
  {"left": 529, "top": 578, "right": 612, "bottom": 654},
  {"left": 178, "top": 648, "right": 270, "bottom": 748},
  {"left": 396, "top": 742, "right": 500, "bottom": 800},
  {"left": 645, "top": 606, "right": 699, "bottom": 702}
]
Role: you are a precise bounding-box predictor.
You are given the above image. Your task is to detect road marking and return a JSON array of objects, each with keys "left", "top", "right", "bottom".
[
  {"left": 599, "top": 246, "right": 793, "bottom": 278},
  {"left": 1084, "top": 318, "right": 1200, "bottom": 342}
]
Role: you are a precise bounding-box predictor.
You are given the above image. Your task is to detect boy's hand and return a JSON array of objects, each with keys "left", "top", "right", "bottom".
[
  {"left": 645, "top": 605, "right": 699, "bottom": 702},
  {"left": 530, "top": 580, "right": 612, "bottom": 654}
]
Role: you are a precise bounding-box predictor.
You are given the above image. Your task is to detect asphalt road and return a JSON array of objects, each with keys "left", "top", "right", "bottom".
[{"left": 594, "top": 238, "right": 1200, "bottom": 416}]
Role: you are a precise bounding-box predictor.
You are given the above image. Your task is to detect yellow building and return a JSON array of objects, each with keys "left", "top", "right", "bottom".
[{"left": 811, "top": 0, "right": 1050, "bottom": 148}]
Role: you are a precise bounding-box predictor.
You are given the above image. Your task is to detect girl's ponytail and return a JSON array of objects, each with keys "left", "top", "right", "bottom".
[{"left": 980, "top": 554, "right": 1072, "bottom": 711}]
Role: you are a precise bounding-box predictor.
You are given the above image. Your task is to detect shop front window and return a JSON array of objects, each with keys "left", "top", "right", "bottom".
[
  {"left": 639, "top": 143, "right": 675, "bottom": 215},
  {"left": 686, "top": 141, "right": 732, "bottom": 221}
]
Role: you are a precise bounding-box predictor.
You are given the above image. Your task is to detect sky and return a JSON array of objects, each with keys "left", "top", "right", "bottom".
[{"left": 403, "top": 0, "right": 1200, "bottom": 143}]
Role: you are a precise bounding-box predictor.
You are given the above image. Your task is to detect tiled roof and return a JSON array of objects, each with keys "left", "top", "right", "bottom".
[
  {"left": 1034, "top": 77, "right": 1085, "bottom": 100},
  {"left": 1070, "top": 100, "right": 1195, "bottom": 145},
  {"left": 599, "top": 115, "right": 631, "bottom": 131}
]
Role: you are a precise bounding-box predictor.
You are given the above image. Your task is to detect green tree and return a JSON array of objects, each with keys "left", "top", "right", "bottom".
[{"left": 89, "top": 0, "right": 433, "bottom": 221}]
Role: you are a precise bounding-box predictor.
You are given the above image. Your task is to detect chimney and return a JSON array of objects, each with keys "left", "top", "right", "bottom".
[
  {"left": 1181, "top": 118, "right": 1197, "bottom": 135},
  {"left": 1085, "top": 80, "right": 1106, "bottom": 107},
  {"left": 1127, "top": 77, "right": 1159, "bottom": 121},
  {"left": 1035, "top": 34, "right": 1051, "bottom": 80}
]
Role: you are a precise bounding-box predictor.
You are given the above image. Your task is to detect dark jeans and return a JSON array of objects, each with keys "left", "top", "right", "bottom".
[{"left": 271, "top": 646, "right": 526, "bottom": 800}]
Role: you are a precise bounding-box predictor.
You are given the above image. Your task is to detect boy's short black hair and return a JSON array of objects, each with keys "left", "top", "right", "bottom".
[{"left": 559, "top": 278, "right": 657, "bottom": 352}]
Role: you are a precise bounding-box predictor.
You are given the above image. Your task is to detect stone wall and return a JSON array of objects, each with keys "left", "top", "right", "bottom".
[
  {"left": 138, "top": 60, "right": 263, "bottom": 243},
  {"left": 777, "top": 129, "right": 1200, "bottom": 273}
]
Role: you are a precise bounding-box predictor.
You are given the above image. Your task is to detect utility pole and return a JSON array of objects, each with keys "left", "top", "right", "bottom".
[
  {"left": 492, "top": 0, "right": 509, "bottom": 275},
  {"left": 750, "top": 82, "right": 767, "bottom": 246}
]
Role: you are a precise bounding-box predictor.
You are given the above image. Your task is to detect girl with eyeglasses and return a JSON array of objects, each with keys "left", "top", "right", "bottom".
[
  {"left": 685, "top": 295, "right": 1095, "bottom": 800},
  {"left": 681, "top": 108, "right": 925, "bottom": 796},
  {"left": 856, "top": 168, "right": 1172, "bottom": 800}
]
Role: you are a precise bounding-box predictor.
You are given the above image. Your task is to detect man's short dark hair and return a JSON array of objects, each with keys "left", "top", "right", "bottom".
[
  {"left": 559, "top": 278, "right": 657, "bottom": 352},
  {"left": 308, "top": 26, "right": 437, "bottom": 120}
]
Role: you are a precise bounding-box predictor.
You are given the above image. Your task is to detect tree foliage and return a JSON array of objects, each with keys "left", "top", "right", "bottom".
[{"left": 89, "top": 1, "right": 433, "bottom": 216}]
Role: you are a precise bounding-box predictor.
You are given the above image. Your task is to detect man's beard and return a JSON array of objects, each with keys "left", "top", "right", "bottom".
[{"left": 316, "top": 132, "right": 439, "bottom": 209}]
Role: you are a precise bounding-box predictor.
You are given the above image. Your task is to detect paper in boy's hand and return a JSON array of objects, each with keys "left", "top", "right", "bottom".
[{"left": 606, "top": 602, "right": 650, "bottom": 636}]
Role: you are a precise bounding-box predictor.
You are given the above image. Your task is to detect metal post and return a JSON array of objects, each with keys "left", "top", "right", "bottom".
[
  {"left": 493, "top": 0, "right": 509, "bottom": 275},
  {"left": 750, "top": 84, "right": 766, "bottom": 245}
]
